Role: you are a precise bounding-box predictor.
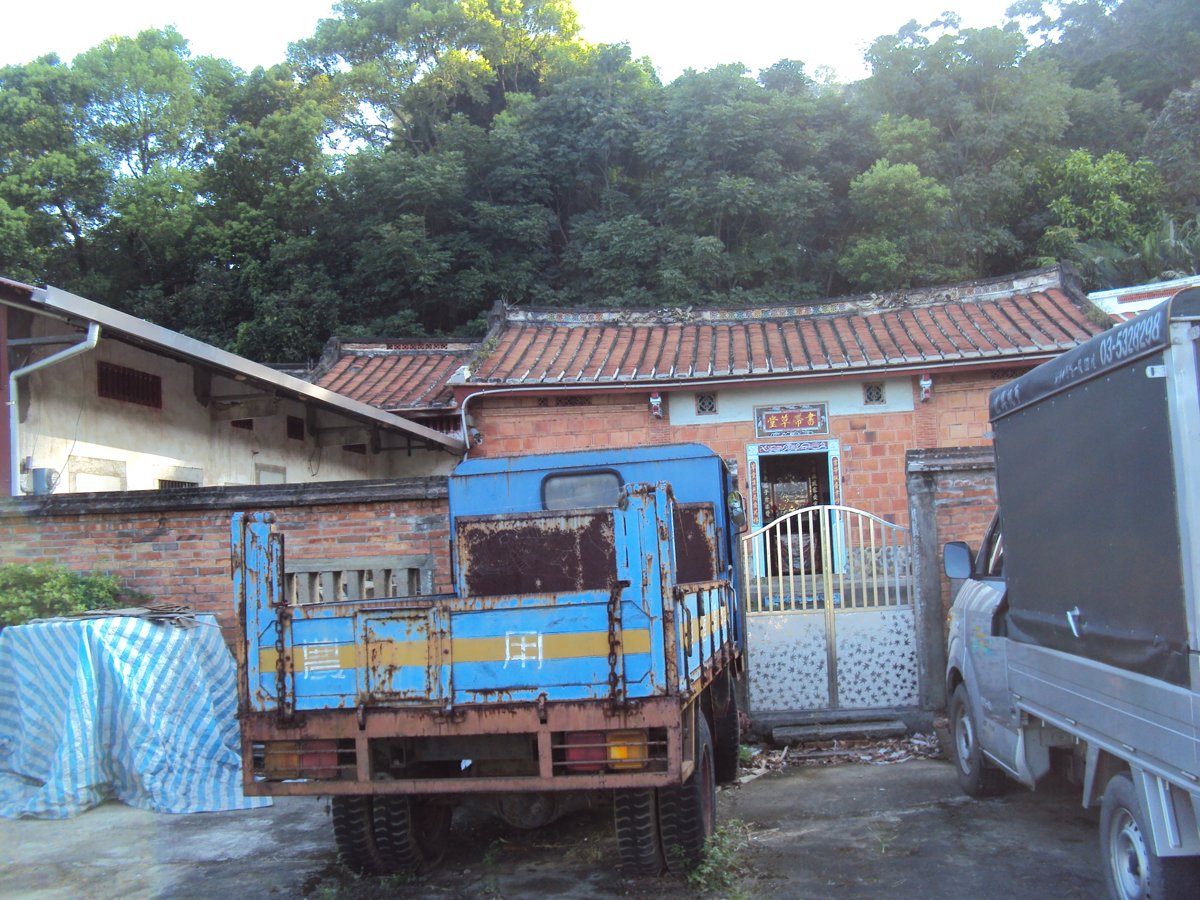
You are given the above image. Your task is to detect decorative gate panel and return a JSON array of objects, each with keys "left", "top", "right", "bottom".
[
  {"left": 742, "top": 506, "right": 917, "bottom": 712},
  {"left": 743, "top": 612, "right": 830, "bottom": 710}
]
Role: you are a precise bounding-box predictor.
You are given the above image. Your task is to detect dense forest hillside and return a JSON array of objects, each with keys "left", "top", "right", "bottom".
[{"left": 2, "top": 0, "right": 1198, "bottom": 361}]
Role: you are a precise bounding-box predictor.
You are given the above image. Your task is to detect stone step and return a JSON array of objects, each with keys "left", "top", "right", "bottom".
[{"left": 771, "top": 719, "right": 908, "bottom": 745}]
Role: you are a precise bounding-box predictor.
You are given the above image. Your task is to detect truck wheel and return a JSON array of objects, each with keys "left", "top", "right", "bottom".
[
  {"left": 949, "top": 684, "right": 1005, "bottom": 797},
  {"left": 658, "top": 713, "right": 717, "bottom": 871},
  {"left": 331, "top": 795, "right": 389, "bottom": 875},
  {"left": 1100, "top": 773, "right": 1200, "bottom": 900},
  {"left": 373, "top": 795, "right": 452, "bottom": 873},
  {"left": 710, "top": 671, "right": 741, "bottom": 784},
  {"left": 613, "top": 789, "right": 665, "bottom": 876}
]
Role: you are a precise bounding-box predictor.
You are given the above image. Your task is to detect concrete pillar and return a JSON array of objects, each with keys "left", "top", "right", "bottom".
[
  {"left": 905, "top": 447, "right": 996, "bottom": 713},
  {"left": 907, "top": 469, "right": 943, "bottom": 711}
]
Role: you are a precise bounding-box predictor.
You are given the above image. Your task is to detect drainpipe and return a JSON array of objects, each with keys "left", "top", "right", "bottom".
[
  {"left": 8, "top": 322, "right": 101, "bottom": 495},
  {"left": 458, "top": 388, "right": 491, "bottom": 460}
]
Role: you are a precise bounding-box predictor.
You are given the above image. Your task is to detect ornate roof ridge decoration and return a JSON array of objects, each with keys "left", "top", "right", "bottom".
[
  {"left": 504, "top": 266, "right": 1069, "bottom": 326},
  {"left": 337, "top": 339, "right": 481, "bottom": 354}
]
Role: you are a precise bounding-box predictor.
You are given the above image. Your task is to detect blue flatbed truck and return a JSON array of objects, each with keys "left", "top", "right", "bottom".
[{"left": 232, "top": 444, "right": 747, "bottom": 875}]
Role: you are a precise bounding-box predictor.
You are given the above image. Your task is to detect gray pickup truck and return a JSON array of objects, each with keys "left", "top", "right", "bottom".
[{"left": 944, "top": 288, "right": 1200, "bottom": 900}]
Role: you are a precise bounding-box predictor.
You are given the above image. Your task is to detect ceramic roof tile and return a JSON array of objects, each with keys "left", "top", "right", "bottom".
[
  {"left": 467, "top": 268, "right": 1105, "bottom": 386},
  {"left": 314, "top": 268, "right": 1109, "bottom": 411},
  {"left": 312, "top": 340, "right": 476, "bottom": 411}
]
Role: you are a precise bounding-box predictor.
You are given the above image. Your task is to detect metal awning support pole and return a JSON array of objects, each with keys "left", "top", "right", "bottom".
[{"left": 8, "top": 321, "right": 100, "bottom": 495}]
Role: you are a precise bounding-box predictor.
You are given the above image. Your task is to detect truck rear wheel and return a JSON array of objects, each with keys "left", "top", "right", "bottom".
[
  {"left": 373, "top": 795, "right": 452, "bottom": 873},
  {"left": 1100, "top": 773, "right": 1200, "bottom": 900},
  {"left": 658, "top": 713, "right": 717, "bottom": 871},
  {"left": 331, "top": 795, "right": 388, "bottom": 875},
  {"left": 331, "top": 794, "right": 451, "bottom": 876},
  {"left": 949, "top": 684, "right": 1005, "bottom": 797},
  {"left": 710, "top": 671, "right": 742, "bottom": 785},
  {"left": 613, "top": 789, "right": 665, "bottom": 876}
]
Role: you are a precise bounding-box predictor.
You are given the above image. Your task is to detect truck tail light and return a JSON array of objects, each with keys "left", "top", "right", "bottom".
[
  {"left": 563, "top": 731, "right": 607, "bottom": 772},
  {"left": 606, "top": 729, "right": 649, "bottom": 770},
  {"left": 299, "top": 741, "right": 340, "bottom": 777},
  {"left": 256, "top": 740, "right": 343, "bottom": 780}
]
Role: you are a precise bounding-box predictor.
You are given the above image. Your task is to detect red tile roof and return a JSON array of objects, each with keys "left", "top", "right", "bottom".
[
  {"left": 469, "top": 268, "right": 1107, "bottom": 386},
  {"left": 312, "top": 339, "right": 477, "bottom": 411},
  {"left": 309, "top": 267, "right": 1109, "bottom": 410}
]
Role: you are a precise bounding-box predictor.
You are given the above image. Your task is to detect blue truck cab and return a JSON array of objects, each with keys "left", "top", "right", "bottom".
[{"left": 232, "top": 443, "right": 747, "bottom": 876}]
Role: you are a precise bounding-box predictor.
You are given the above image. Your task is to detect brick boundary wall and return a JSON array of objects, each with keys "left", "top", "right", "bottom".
[
  {"left": 906, "top": 446, "right": 996, "bottom": 711},
  {"left": 0, "top": 479, "right": 451, "bottom": 647}
]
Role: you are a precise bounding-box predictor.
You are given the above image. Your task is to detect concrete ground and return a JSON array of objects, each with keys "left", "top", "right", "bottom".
[{"left": 0, "top": 758, "right": 1104, "bottom": 899}]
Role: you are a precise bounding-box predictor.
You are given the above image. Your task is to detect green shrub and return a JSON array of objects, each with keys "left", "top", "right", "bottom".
[{"left": 0, "top": 563, "right": 132, "bottom": 627}]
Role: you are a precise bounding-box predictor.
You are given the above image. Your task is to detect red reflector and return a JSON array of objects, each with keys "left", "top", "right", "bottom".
[
  {"left": 300, "top": 741, "right": 339, "bottom": 776},
  {"left": 564, "top": 731, "right": 606, "bottom": 772}
]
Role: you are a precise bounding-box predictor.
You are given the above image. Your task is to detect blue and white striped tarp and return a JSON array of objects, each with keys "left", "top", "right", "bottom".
[{"left": 0, "top": 615, "right": 271, "bottom": 818}]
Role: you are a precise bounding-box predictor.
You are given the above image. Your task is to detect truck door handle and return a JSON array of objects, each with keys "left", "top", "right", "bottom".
[{"left": 1066, "top": 606, "right": 1083, "bottom": 638}]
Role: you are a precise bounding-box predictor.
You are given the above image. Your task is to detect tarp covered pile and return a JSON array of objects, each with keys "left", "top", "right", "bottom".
[{"left": 0, "top": 614, "right": 270, "bottom": 818}]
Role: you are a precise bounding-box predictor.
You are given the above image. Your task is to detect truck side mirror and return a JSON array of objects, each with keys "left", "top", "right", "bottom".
[
  {"left": 943, "top": 541, "right": 974, "bottom": 579},
  {"left": 727, "top": 491, "right": 748, "bottom": 532}
]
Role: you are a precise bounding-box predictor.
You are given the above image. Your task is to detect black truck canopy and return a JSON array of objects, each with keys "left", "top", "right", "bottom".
[
  {"left": 989, "top": 286, "right": 1200, "bottom": 422},
  {"left": 989, "top": 286, "right": 1199, "bottom": 686}
]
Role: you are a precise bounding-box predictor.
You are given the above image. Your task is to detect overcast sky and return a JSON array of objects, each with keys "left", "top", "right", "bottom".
[{"left": 1, "top": 1, "right": 1018, "bottom": 83}]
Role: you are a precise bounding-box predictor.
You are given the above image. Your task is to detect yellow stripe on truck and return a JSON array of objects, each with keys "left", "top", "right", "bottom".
[{"left": 259, "top": 628, "right": 653, "bottom": 672}]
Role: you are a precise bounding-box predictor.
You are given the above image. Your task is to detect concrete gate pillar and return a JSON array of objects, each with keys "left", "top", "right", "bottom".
[{"left": 905, "top": 447, "right": 996, "bottom": 712}]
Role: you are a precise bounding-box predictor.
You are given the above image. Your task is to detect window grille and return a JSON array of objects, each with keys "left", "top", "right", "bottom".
[
  {"left": 695, "top": 393, "right": 718, "bottom": 415},
  {"left": 863, "top": 382, "right": 886, "bottom": 405},
  {"left": 97, "top": 362, "right": 162, "bottom": 408},
  {"left": 157, "top": 479, "right": 198, "bottom": 490},
  {"left": 538, "top": 396, "right": 594, "bottom": 407}
]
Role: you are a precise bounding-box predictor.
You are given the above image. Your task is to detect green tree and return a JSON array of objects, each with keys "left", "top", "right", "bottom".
[
  {"left": 637, "top": 65, "right": 832, "bottom": 300},
  {"left": 1145, "top": 80, "right": 1200, "bottom": 218},
  {"left": 0, "top": 56, "right": 110, "bottom": 286},
  {"left": 864, "top": 18, "right": 1072, "bottom": 276},
  {"left": 1014, "top": 0, "right": 1200, "bottom": 111},
  {"left": 837, "top": 159, "right": 957, "bottom": 290},
  {"left": 74, "top": 28, "right": 210, "bottom": 177},
  {"left": 1032, "top": 149, "right": 1165, "bottom": 266},
  {"left": 289, "top": 0, "right": 581, "bottom": 150}
]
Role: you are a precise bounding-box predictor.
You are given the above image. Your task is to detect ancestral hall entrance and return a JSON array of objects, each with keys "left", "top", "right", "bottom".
[{"left": 742, "top": 442, "right": 918, "bottom": 712}]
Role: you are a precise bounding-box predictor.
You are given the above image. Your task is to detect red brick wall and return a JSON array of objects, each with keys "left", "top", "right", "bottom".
[
  {"left": 929, "top": 371, "right": 1002, "bottom": 448},
  {"left": 470, "top": 373, "right": 1003, "bottom": 527},
  {"left": 928, "top": 468, "right": 998, "bottom": 620},
  {"left": 0, "top": 480, "right": 450, "bottom": 646}
]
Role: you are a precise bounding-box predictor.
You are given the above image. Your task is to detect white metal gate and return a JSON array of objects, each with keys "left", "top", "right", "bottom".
[{"left": 741, "top": 505, "right": 918, "bottom": 712}]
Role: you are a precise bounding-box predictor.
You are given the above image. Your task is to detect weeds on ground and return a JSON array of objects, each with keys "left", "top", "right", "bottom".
[
  {"left": 304, "top": 865, "right": 419, "bottom": 899},
  {"left": 482, "top": 838, "right": 504, "bottom": 866},
  {"left": 687, "top": 819, "right": 754, "bottom": 897},
  {"left": 868, "top": 822, "right": 900, "bottom": 855}
]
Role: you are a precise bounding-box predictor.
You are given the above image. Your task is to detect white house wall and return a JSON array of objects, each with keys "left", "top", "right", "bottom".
[
  {"left": 670, "top": 378, "right": 915, "bottom": 427},
  {"left": 16, "top": 327, "right": 454, "bottom": 494}
]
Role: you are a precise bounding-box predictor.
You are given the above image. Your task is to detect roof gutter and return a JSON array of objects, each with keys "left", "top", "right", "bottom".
[
  {"left": 454, "top": 352, "right": 1064, "bottom": 459},
  {"left": 8, "top": 321, "right": 100, "bottom": 495}
]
